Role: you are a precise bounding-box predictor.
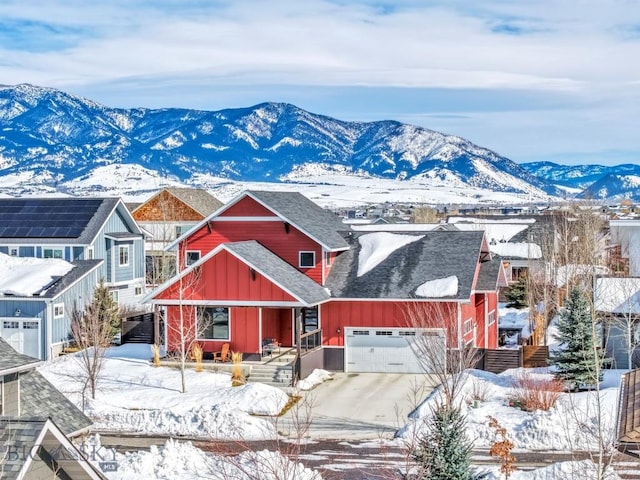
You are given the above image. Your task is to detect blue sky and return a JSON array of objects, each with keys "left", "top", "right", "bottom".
[{"left": 1, "top": 0, "right": 640, "bottom": 165}]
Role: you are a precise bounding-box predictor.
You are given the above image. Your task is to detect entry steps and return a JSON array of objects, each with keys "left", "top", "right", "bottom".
[{"left": 247, "top": 364, "right": 294, "bottom": 387}]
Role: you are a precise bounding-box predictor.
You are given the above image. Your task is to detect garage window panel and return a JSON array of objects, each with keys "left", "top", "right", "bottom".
[{"left": 3, "top": 321, "right": 18, "bottom": 329}]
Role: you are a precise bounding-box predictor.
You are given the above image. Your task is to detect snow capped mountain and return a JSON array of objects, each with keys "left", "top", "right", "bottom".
[
  {"left": 0, "top": 84, "right": 563, "bottom": 199},
  {"left": 521, "top": 161, "right": 640, "bottom": 201}
]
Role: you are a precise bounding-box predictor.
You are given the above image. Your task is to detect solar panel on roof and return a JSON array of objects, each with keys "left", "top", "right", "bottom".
[{"left": 0, "top": 198, "right": 104, "bottom": 238}]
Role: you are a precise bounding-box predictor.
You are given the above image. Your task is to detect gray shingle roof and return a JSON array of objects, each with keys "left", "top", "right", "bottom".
[
  {"left": 326, "top": 230, "right": 485, "bottom": 300},
  {"left": 0, "top": 417, "right": 104, "bottom": 480},
  {"left": 247, "top": 191, "right": 349, "bottom": 250},
  {"left": 475, "top": 256, "right": 503, "bottom": 292},
  {"left": 165, "top": 187, "right": 224, "bottom": 217},
  {"left": 0, "top": 338, "right": 40, "bottom": 374},
  {"left": 20, "top": 370, "right": 93, "bottom": 437},
  {"left": 225, "top": 241, "right": 330, "bottom": 305},
  {"left": 0, "top": 197, "right": 121, "bottom": 245}
]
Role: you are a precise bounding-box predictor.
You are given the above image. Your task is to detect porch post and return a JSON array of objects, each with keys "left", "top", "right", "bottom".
[
  {"left": 258, "top": 307, "right": 263, "bottom": 355},
  {"left": 295, "top": 308, "right": 302, "bottom": 358},
  {"left": 153, "top": 304, "right": 160, "bottom": 346}
]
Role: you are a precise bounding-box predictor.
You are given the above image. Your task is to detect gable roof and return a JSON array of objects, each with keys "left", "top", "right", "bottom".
[
  {"left": 0, "top": 197, "right": 142, "bottom": 245},
  {"left": 0, "top": 338, "right": 40, "bottom": 375},
  {"left": 169, "top": 190, "right": 349, "bottom": 251},
  {"left": 19, "top": 370, "right": 93, "bottom": 437},
  {"left": 146, "top": 240, "right": 330, "bottom": 306},
  {"left": 476, "top": 255, "right": 508, "bottom": 292},
  {"left": 164, "top": 187, "right": 224, "bottom": 216},
  {"left": 326, "top": 230, "right": 486, "bottom": 300},
  {"left": 0, "top": 417, "right": 105, "bottom": 480},
  {"left": 246, "top": 191, "right": 348, "bottom": 250}
]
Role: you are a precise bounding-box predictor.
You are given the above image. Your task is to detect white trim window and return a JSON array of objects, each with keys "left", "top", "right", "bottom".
[
  {"left": 198, "top": 307, "right": 230, "bottom": 341},
  {"left": 134, "top": 285, "right": 143, "bottom": 296},
  {"left": 186, "top": 250, "right": 201, "bottom": 266},
  {"left": 86, "top": 246, "right": 94, "bottom": 260},
  {"left": 488, "top": 310, "right": 496, "bottom": 325},
  {"left": 299, "top": 251, "right": 315, "bottom": 268},
  {"left": 9, "top": 247, "right": 18, "bottom": 256},
  {"left": 53, "top": 303, "right": 65, "bottom": 318},
  {"left": 463, "top": 318, "right": 473, "bottom": 335},
  {"left": 111, "top": 290, "right": 119, "bottom": 303},
  {"left": 118, "top": 245, "right": 130, "bottom": 267},
  {"left": 43, "top": 248, "right": 63, "bottom": 259},
  {"left": 324, "top": 251, "right": 332, "bottom": 267}
]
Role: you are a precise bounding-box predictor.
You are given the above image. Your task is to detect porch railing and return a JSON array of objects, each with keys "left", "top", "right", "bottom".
[{"left": 300, "top": 328, "right": 322, "bottom": 353}]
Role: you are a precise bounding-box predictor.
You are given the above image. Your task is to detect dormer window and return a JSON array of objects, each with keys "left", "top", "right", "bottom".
[{"left": 299, "top": 251, "right": 315, "bottom": 268}]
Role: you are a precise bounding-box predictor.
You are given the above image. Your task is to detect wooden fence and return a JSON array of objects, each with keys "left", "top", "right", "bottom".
[{"left": 476, "top": 346, "right": 550, "bottom": 374}]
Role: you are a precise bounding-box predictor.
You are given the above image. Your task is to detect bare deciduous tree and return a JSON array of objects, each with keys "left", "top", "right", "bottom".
[{"left": 71, "top": 279, "right": 120, "bottom": 401}]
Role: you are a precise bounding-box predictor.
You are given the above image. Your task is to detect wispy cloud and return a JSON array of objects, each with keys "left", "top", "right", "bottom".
[{"left": 0, "top": 0, "right": 639, "bottom": 164}]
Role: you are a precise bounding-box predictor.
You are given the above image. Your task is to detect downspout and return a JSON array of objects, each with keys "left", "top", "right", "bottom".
[
  {"left": 457, "top": 303, "right": 463, "bottom": 349},
  {"left": 46, "top": 300, "right": 53, "bottom": 360},
  {"left": 258, "top": 308, "right": 263, "bottom": 356},
  {"left": 484, "top": 293, "right": 489, "bottom": 349}
]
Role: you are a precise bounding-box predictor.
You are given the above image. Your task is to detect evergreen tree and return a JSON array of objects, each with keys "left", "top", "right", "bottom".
[
  {"left": 414, "top": 405, "right": 473, "bottom": 480},
  {"left": 550, "top": 287, "right": 603, "bottom": 389},
  {"left": 90, "top": 278, "right": 121, "bottom": 340},
  {"left": 505, "top": 276, "right": 528, "bottom": 309}
]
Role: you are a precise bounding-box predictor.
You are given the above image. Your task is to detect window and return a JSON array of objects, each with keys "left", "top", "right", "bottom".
[
  {"left": 324, "top": 251, "right": 332, "bottom": 267},
  {"left": 23, "top": 321, "right": 38, "bottom": 329},
  {"left": 299, "top": 251, "right": 315, "bottom": 268},
  {"left": 463, "top": 318, "right": 473, "bottom": 335},
  {"left": 399, "top": 331, "right": 416, "bottom": 336},
  {"left": 53, "top": 304, "right": 65, "bottom": 318},
  {"left": 302, "top": 307, "right": 318, "bottom": 333},
  {"left": 488, "top": 310, "right": 496, "bottom": 325},
  {"left": 111, "top": 290, "right": 119, "bottom": 303},
  {"left": 9, "top": 248, "right": 18, "bottom": 256},
  {"left": 186, "top": 251, "right": 201, "bottom": 266},
  {"left": 376, "top": 330, "right": 393, "bottom": 336},
  {"left": 135, "top": 286, "right": 143, "bottom": 296},
  {"left": 118, "top": 245, "right": 129, "bottom": 266},
  {"left": 175, "top": 225, "right": 189, "bottom": 239},
  {"left": 43, "top": 248, "right": 63, "bottom": 259},
  {"left": 352, "top": 330, "right": 370, "bottom": 336},
  {"left": 86, "top": 247, "right": 94, "bottom": 260},
  {"left": 3, "top": 321, "right": 18, "bottom": 329},
  {"left": 198, "top": 307, "right": 230, "bottom": 340}
]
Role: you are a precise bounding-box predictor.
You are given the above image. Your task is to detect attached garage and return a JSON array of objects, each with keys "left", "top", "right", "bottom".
[
  {"left": 344, "top": 327, "right": 445, "bottom": 374},
  {"left": 0, "top": 318, "right": 41, "bottom": 359}
]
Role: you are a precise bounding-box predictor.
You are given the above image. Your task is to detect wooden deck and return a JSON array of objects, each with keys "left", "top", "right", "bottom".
[{"left": 618, "top": 368, "right": 640, "bottom": 456}]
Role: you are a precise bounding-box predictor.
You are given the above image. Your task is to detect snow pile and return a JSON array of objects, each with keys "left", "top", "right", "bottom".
[
  {"left": 490, "top": 242, "right": 542, "bottom": 259},
  {"left": 415, "top": 275, "right": 458, "bottom": 298},
  {"left": 39, "top": 345, "right": 289, "bottom": 440},
  {"left": 357, "top": 232, "right": 423, "bottom": 276},
  {"left": 296, "top": 369, "right": 333, "bottom": 391},
  {"left": 0, "top": 252, "right": 74, "bottom": 296},
  {"left": 91, "top": 437, "right": 322, "bottom": 480},
  {"left": 498, "top": 305, "right": 532, "bottom": 341},
  {"left": 399, "top": 368, "right": 623, "bottom": 452},
  {"left": 449, "top": 220, "right": 530, "bottom": 244},
  {"left": 476, "top": 460, "right": 620, "bottom": 480}
]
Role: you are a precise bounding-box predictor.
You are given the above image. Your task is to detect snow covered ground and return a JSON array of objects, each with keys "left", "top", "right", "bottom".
[
  {"left": 39, "top": 344, "right": 290, "bottom": 440},
  {"left": 39, "top": 344, "right": 629, "bottom": 479}
]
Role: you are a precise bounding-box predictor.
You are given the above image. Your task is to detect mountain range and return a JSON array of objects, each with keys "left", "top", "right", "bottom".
[{"left": 0, "top": 84, "right": 637, "bottom": 202}]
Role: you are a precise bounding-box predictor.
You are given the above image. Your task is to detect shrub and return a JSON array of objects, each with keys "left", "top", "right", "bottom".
[
  {"left": 467, "top": 377, "right": 491, "bottom": 405},
  {"left": 231, "top": 351, "right": 245, "bottom": 386},
  {"left": 510, "top": 371, "right": 564, "bottom": 411},
  {"left": 191, "top": 344, "right": 203, "bottom": 372}
]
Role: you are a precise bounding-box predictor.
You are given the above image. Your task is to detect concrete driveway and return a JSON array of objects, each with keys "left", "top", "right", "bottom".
[{"left": 283, "top": 372, "right": 437, "bottom": 440}]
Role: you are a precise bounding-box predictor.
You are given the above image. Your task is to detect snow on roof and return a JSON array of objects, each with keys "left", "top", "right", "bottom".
[
  {"left": 449, "top": 219, "right": 530, "bottom": 243},
  {"left": 0, "top": 252, "right": 74, "bottom": 296},
  {"left": 490, "top": 242, "right": 542, "bottom": 259},
  {"left": 595, "top": 277, "right": 640, "bottom": 314},
  {"left": 554, "top": 264, "right": 609, "bottom": 287},
  {"left": 415, "top": 275, "right": 458, "bottom": 298},
  {"left": 357, "top": 232, "right": 424, "bottom": 277}
]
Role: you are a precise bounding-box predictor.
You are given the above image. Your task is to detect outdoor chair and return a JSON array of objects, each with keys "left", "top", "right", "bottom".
[
  {"left": 261, "top": 338, "right": 281, "bottom": 357},
  {"left": 213, "top": 343, "right": 231, "bottom": 363}
]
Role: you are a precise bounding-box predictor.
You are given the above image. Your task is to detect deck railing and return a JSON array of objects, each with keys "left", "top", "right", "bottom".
[{"left": 300, "top": 328, "right": 322, "bottom": 353}]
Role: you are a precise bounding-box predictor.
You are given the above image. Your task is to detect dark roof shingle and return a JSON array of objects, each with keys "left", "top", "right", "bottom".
[
  {"left": 248, "top": 191, "right": 349, "bottom": 250},
  {"left": 326, "top": 230, "right": 485, "bottom": 300},
  {"left": 0, "top": 338, "right": 40, "bottom": 374}
]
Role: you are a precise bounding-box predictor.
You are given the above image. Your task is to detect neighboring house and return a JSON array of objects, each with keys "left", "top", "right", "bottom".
[
  {"left": 610, "top": 219, "right": 640, "bottom": 276},
  {"left": 128, "top": 187, "right": 223, "bottom": 286},
  {"left": 0, "top": 197, "right": 147, "bottom": 308},
  {"left": 595, "top": 276, "right": 640, "bottom": 369},
  {"left": 0, "top": 338, "right": 104, "bottom": 479},
  {"left": 146, "top": 190, "right": 506, "bottom": 374},
  {"left": 0, "top": 253, "right": 103, "bottom": 359}
]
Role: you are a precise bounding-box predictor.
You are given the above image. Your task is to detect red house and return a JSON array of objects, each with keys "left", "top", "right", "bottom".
[{"left": 147, "top": 190, "right": 506, "bottom": 374}]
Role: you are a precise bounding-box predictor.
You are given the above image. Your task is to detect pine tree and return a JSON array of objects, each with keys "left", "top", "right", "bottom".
[
  {"left": 505, "top": 276, "right": 528, "bottom": 309},
  {"left": 550, "top": 287, "right": 603, "bottom": 389},
  {"left": 414, "top": 405, "right": 473, "bottom": 480},
  {"left": 90, "top": 278, "right": 121, "bottom": 339}
]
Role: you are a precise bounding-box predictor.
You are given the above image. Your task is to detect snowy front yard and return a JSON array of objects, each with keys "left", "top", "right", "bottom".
[{"left": 39, "top": 344, "right": 290, "bottom": 440}]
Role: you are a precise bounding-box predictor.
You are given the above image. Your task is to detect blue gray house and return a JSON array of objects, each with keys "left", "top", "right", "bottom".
[{"left": 0, "top": 197, "right": 147, "bottom": 358}]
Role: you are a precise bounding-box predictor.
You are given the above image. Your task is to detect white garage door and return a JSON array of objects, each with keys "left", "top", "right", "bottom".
[
  {"left": 1, "top": 318, "right": 41, "bottom": 359},
  {"left": 345, "top": 327, "right": 445, "bottom": 374}
]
